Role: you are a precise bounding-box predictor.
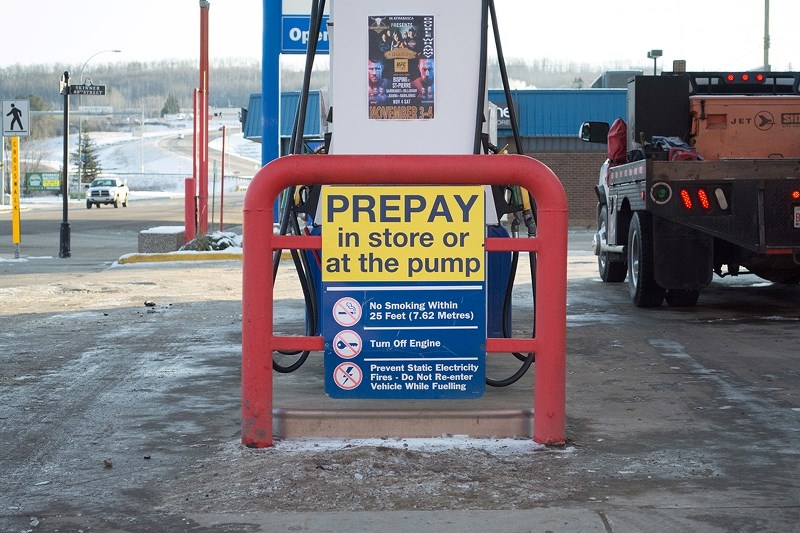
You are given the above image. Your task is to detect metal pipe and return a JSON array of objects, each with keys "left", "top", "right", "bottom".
[
  {"left": 220, "top": 124, "right": 226, "bottom": 231},
  {"left": 242, "top": 154, "right": 568, "bottom": 448},
  {"left": 187, "top": 88, "right": 199, "bottom": 242}
]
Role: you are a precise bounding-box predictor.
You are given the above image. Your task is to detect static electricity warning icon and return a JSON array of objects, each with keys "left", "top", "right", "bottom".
[{"left": 333, "top": 362, "right": 362, "bottom": 390}]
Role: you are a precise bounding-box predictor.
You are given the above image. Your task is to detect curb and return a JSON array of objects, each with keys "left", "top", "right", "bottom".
[{"left": 117, "top": 251, "right": 243, "bottom": 264}]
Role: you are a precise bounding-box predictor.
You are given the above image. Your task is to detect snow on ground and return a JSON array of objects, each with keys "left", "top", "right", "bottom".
[
  {"left": 28, "top": 119, "right": 257, "bottom": 175},
  {"left": 267, "top": 437, "right": 550, "bottom": 454},
  {"left": 3, "top": 119, "right": 258, "bottom": 211}
]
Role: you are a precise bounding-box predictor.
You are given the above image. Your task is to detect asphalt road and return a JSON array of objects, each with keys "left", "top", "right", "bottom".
[
  {"left": 0, "top": 193, "right": 245, "bottom": 273},
  {"left": 1, "top": 199, "right": 799, "bottom": 531}
]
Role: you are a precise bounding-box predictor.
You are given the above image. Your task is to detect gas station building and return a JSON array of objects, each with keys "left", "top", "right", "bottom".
[{"left": 242, "top": 88, "right": 626, "bottom": 225}]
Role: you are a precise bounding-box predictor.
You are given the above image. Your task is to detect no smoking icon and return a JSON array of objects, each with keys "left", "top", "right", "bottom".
[
  {"left": 333, "top": 362, "right": 363, "bottom": 390},
  {"left": 333, "top": 297, "right": 362, "bottom": 327},
  {"left": 333, "top": 330, "right": 362, "bottom": 359}
]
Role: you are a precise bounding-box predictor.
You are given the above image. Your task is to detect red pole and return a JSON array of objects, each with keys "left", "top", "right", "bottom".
[
  {"left": 187, "top": 88, "right": 199, "bottom": 241},
  {"left": 220, "top": 125, "right": 226, "bottom": 231},
  {"left": 192, "top": 88, "right": 198, "bottom": 184},
  {"left": 184, "top": 178, "right": 196, "bottom": 242},
  {"left": 241, "top": 155, "right": 568, "bottom": 448},
  {"left": 198, "top": 0, "right": 210, "bottom": 235}
]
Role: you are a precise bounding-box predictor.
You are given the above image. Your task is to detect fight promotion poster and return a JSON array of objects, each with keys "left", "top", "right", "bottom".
[{"left": 368, "top": 15, "right": 434, "bottom": 120}]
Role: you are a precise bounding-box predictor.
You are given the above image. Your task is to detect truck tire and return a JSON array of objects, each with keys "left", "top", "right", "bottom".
[
  {"left": 665, "top": 289, "right": 701, "bottom": 307},
  {"left": 86, "top": 200, "right": 91, "bottom": 209},
  {"left": 628, "top": 212, "right": 666, "bottom": 307},
  {"left": 113, "top": 196, "right": 120, "bottom": 208},
  {"left": 598, "top": 205, "right": 627, "bottom": 282}
]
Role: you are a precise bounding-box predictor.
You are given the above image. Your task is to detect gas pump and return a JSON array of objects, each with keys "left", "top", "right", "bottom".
[{"left": 272, "top": 0, "right": 537, "bottom": 387}]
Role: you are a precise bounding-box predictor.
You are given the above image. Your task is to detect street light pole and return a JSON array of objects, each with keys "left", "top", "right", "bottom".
[
  {"left": 647, "top": 49, "right": 663, "bottom": 76},
  {"left": 76, "top": 49, "right": 121, "bottom": 195},
  {"left": 60, "top": 71, "right": 71, "bottom": 258},
  {"left": 78, "top": 49, "right": 122, "bottom": 86}
]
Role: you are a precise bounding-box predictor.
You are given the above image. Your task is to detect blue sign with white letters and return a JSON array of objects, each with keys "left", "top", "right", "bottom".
[
  {"left": 323, "top": 282, "right": 486, "bottom": 400},
  {"left": 281, "top": 16, "right": 330, "bottom": 54}
]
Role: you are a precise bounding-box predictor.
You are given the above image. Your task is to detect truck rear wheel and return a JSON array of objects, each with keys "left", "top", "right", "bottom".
[
  {"left": 628, "top": 212, "right": 665, "bottom": 307},
  {"left": 598, "top": 205, "right": 627, "bottom": 282}
]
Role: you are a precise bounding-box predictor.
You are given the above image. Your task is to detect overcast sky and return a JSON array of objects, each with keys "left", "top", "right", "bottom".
[{"left": 1, "top": 0, "right": 796, "bottom": 73}]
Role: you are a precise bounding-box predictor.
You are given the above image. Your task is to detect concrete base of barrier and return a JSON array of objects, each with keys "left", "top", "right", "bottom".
[
  {"left": 273, "top": 408, "right": 534, "bottom": 439},
  {"left": 138, "top": 226, "right": 185, "bottom": 253}
]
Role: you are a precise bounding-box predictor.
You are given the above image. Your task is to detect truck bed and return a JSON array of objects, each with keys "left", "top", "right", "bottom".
[{"left": 607, "top": 158, "right": 800, "bottom": 253}]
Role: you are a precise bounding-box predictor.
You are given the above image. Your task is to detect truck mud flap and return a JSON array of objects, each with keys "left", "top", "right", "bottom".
[
  {"left": 594, "top": 184, "right": 607, "bottom": 206},
  {"left": 652, "top": 216, "right": 713, "bottom": 290}
]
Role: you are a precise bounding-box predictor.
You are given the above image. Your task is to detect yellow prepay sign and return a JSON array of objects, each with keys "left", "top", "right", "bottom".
[{"left": 322, "top": 185, "right": 485, "bottom": 282}]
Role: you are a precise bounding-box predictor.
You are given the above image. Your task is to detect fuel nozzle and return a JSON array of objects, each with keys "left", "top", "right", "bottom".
[
  {"left": 523, "top": 209, "right": 537, "bottom": 237},
  {"left": 520, "top": 188, "right": 536, "bottom": 237},
  {"left": 510, "top": 211, "right": 522, "bottom": 238}
]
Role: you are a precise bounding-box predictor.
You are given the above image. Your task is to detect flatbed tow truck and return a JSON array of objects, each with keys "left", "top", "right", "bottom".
[{"left": 581, "top": 65, "right": 800, "bottom": 306}]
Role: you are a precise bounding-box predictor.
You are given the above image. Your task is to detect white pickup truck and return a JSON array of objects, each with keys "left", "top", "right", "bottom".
[{"left": 86, "top": 178, "right": 129, "bottom": 209}]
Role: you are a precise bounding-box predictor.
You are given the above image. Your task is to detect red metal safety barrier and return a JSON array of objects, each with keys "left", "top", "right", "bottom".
[
  {"left": 184, "top": 178, "right": 196, "bottom": 243},
  {"left": 242, "top": 154, "right": 567, "bottom": 448}
]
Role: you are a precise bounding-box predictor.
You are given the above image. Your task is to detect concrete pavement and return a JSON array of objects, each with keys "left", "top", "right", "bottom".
[{"left": 1, "top": 227, "right": 799, "bottom": 532}]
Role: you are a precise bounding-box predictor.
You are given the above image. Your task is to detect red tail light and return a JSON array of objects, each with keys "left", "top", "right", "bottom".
[
  {"left": 697, "top": 188, "right": 711, "bottom": 210},
  {"left": 680, "top": 188, "right": 693, "bottom": 209},
  {"left": 725, "top": 73, "right": 765, "bottom": 84},
  {"left": 792, "top": 190, "right": 800, "bottom": 200}
]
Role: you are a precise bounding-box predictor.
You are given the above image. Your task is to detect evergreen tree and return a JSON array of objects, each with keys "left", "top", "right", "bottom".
[
  {"left": 161, "top": 93, "right": 181, "bottom": 116},
  {"left": 72, "top": 132, "right": 103, "bottom": 184},
  {"left": 25, "top": 94, "right": 51, "bottom": 111}
]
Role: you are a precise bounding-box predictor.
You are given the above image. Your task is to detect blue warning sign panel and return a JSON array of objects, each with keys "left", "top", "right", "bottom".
[
  {"left": 321, "top": 185, "right": 486, "bottom": 400},
  {"left": 323, "top": 283, "right": 486, "bottom": 399}
]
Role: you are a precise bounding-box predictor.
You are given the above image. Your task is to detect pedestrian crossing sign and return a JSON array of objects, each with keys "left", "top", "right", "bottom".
[{"left": 3, "top": 99, "right": 30, "bottom": 137}]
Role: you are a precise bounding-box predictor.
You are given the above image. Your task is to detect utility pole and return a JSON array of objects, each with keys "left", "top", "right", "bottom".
[{"left": 198, "top": 0, "right": 210, "bottom": 235}]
